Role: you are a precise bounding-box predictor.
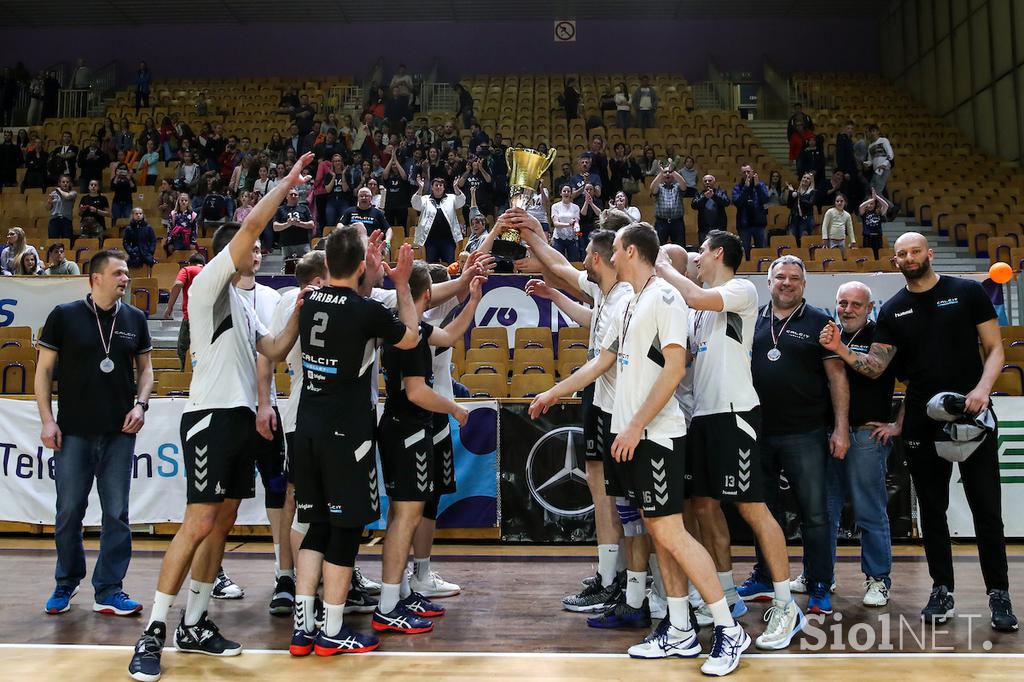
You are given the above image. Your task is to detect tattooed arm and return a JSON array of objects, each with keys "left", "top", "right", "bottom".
[{"left": 820, "top": 319, "right": 897, "bottom": 379}]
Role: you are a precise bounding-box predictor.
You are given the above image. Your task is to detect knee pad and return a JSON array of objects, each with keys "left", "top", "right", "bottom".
[
  {"left": 423, "top": 496, "right": 440, "bottom": 521},
  {"left": 324, "top": 526, "right": 362, "bottom": 567},
  {"left": 616, "top": 497, "right": 646, "bottom": 537},
  {"left": 291, "top": 518, "right": 309, "bottom": 535},
  {"left": 264, "top": 474, "right": 287, "bottom": 509},
  {"left": 300, "top": 522, "right": 329, "bottom": 554}
]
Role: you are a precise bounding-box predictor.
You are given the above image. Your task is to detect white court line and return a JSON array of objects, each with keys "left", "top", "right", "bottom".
[{"left": 0, "top": 643, "right": 1022, "bottom": 659}]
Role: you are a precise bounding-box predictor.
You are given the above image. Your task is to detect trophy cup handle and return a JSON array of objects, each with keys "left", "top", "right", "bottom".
[
  {"left": 505, "top": 146, "right": 515, "bottom": 169},
  {"left": 541, "top": 148, "right": 558, "bottom": 175}
]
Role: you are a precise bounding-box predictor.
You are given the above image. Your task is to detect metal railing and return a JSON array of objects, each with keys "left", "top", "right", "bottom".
[
  {"left": 421, "top": 82, "right": 455, "bottom": 113},
  {"left": 790, "top": 80, "right": 836, "bottom": 111},
  {"left": 58, "top": 90, "right": 91, "bottom": 118},
  {"left": 690, "top": 81, "right": 731, "bottom": 110},
  {"left": 324, "top": 85, "right": 364, "bottom": 114}
]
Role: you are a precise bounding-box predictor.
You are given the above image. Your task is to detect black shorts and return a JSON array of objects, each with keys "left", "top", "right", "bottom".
[
  {"left": 254, "top": 406, "right": 286, "bottom": 508},
  {"left": 293, "top": 416, "right": 380, "bottom": 529},
  {"left": 581, "top": 383, "right": 601, "bottom": 461},
  {"left": 380, "top": 414, "right": 435, "bottom": 502},
  {"left": 431, "top": 412, "right": 457, "bottom": 496},
  {"left": 284, "top": 431, "right": 295, "bottom": 484},
  {"left": 607, "top": 434, "right": 686, "bottom": 517},
  {"left": 180, "top": 407, "right": 260, "bottom": 504},
  {"left": 686, "top": 408, "right": 764, "bottom": 503}
]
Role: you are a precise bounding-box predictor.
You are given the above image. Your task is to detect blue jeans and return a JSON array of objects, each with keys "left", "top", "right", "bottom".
[
  {"left": 54, "top": 432, "right": 136, "bottom": 599},
  {"left": 790, "top": 214, "right": 814, "bottom": 246},
  {"left": 638, "top": 109, "right": 655, "bottom": 130},
  {"left": 754, "top": 427, "right": 833, "bottom": 585},
  {"left": 48, "top": 216, "right": 73, "bottom": 240},
  {"left": 826, "top": 428, "right": 892, "bottom": 583},
  {"left": 738, "top": 226, "right": 766, "bottom": 259},
  {"left": 553, "top": 237, "right": 579, "bottom": 261},
  {"left": 616, "top": 110, "right": 631, "bottom": 131},
  {"left": 655, "top": 217, "right": 685, "bottom": 245},
  {"left": 111, "top": 201, "right": 132, "bottom": 222},
  {"left": 324, "top": 194, "right": 348, "bottom": 228},
  {"left": 425, "top": 236, "right": 455, "bottom": 264}
]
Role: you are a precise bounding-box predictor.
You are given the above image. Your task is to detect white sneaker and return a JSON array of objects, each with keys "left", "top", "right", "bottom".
[
  {"left": 212, "top": 567, "right": 244, "bottom": 600},
  {"left": 695, "top": 599, "right": 747, "bottom": 627},
  {"left": 863, "top": 578, "right": 890, "bottom": 607},
  {"left": 701, "top": 622, "right": 751, "bottom": 676},
  {"left": 647, "top": 589, "right": 667, "bottom": 619},
  {"left": 353, "top": 567, "right": 381, "bottom": 596},
  {"left": 409, "top": 570, "right": 460, "bottom": 598},
  {"left": 790, "top": 573, "right": 835, "bottom": 594},
  {"left": 755, "top": 598, "right": 806, "bottom": 650},
  {"left": 627, "top": 618, "right": 701, "bottom": 659}
]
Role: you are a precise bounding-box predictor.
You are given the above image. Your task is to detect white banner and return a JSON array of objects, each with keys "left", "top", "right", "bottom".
[
  {"left": 948, "top": 396, "right": 1024, "bottom": 537},
  {"left": 0, "top": 398, "right": 269, "bottom": 525},
  {"left": 0, "top": 276, "right": 90, "bottom": 336}
]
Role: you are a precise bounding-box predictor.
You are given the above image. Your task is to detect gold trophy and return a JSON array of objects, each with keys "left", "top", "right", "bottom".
[{"left": 493, "top": 146, "right": 557, "bottom": 260}]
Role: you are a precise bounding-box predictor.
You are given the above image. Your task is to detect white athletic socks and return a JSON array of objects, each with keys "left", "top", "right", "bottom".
[
  {"left": 323, "top": 601, "right": 344, "bottom": 638},
  {"left": 707, "top": 597, "right": 735, "bottom": 628},
  {"left": 274, "top": 544, "right": 281, "bottom": 579},
  {"left": 379, "top": 582, "right": 401, "bottom": 614},
  {"left": 718, "top": 571, "right": 739, "bottom": 605},
  {"left": 280, "top": 568, "right": 296, "bottom": 580},
  {"left": 688, "top": 580, "right": 704, "bottom": 608},
  {"left": 667, "top": 596, "right": 691, "bottom": 631},
  {"left": 184, "top": 580, "right": 213, "bottom": 626},
  {"left": 773, "top": 580, "right": 792, "bottom": 603},
  {"left": 148, "top": 591, "right": 175, "bottom": 627},
  {"left": 414, "top": 557, "right": 431, "bottom": 582},
  {"left": 625, "top": 570, "right": 647, "bottom": 609},
  {"left": 295, "top": 594, "right": 316, "bottom": 633},
  {"left": 597, "top": 544, "right": 619, "bottom": 587},
  {"left": 615, "top": 538, "right": 627, "bottom": 573},
  {"left": 400, "top": 570, "right": 412, "bottom": 599}
]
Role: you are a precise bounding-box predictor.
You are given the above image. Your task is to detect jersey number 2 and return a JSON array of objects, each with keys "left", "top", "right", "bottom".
[{"left": 310, "top": 312, "right": 329, "bottom": 347}]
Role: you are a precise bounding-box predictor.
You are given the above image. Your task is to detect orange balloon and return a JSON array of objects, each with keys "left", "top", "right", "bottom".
[{"left": 990, "top": 261, "right": 1013, "bottom": 284}]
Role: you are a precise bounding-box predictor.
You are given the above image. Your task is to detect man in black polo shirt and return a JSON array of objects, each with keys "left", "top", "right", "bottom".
[
  {"left": 35, "top": 249, "right": 154, "bottom": 618},
  {"left": 341, "top": 187, "right": 390, "bottom": 235},
  {"left": 741, "top": 255, "right": 849, "bottom": 617},
  {"left": 820, "top": 232, "right": 1017, "bottom": 631},
  {"left": 691, "top": 174, "right": 730, "bottom": 245},
  {"left": 825, "top": 281, "right": 896, "bottom": 608},
  {"left": 273, "top": 188, "right": 315, "bottom": 260}
]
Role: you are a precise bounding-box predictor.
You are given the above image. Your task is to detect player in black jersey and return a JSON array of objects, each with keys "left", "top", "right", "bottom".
[
  {"left": 372, "top": 262, "right": 484, "bottom": 634},
  {"left": 290, "top": 227, "right": 421, "bottom": 658}
]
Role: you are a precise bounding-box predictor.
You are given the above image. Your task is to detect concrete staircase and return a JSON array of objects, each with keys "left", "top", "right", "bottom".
[
  {"left": 746, "top": 119, "right": 791, "bottom": 169},
  {"left": 882, "top": 217, "right": 988, "bottom": 273}
]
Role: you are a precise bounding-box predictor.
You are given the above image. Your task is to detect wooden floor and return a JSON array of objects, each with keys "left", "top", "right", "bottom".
[{"left": 1, "top": 540, "right": 1022, "bottom": 680}]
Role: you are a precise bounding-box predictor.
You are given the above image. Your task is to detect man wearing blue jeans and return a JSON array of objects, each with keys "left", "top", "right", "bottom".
[
  {"left": 650, "top": 166, "right": 686, "bottom": 246},
  {"left": 825, "top": 282, "right": 896, "bottom": 607},
  {"left": 742, "top": 255, "right": 850, "bottom": 615},
  {"left": 35, "top": 248, "right": 154, "bottom": 617}
]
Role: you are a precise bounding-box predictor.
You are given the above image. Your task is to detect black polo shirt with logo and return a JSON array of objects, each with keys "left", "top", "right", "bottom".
[
  {"left": 873, "top": 275, "right": 995, "bottom": 420},
  {"left": 752, "top": 301, "right": 838, "bottom": 435},
  {"left": 842, "top": 320, "right": 897, "bottom": 427},
  {"left": 38, "top": 296, "right": 152, "bottom": 436}
]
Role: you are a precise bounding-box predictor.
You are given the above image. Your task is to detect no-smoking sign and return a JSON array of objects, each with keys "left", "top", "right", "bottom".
[{"left": 553, "top": 20, "right": 576, "bottom": 42}]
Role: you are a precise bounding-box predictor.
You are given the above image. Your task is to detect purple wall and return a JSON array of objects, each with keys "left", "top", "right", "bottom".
[{"left": 0, "top": 18, "right": 880, "bottom": 84}]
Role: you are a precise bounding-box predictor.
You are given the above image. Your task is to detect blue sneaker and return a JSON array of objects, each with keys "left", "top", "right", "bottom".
[
  {"left": 399, "top": 591, "right": 445, "bottom": 618},
  {"left": 808, "top": 581, "right": 834, "bottom": 615},
  {"left": 372, "top": 604, "right": 434, "bottom": 634},
  {"left": 45, "top": 584, "right": 79, "bottom": 614},
  {"left": 587, "top": 599, "right": 652, "bottom": 629},
  {"left": 128, "top": 621, "right": 166, "bottom": 681},
  {"left": 313, "top": 626, "right": 380, "bottom": 656},
  {"left": 737, "top": 569, "right": 774, "bottom": 602},
  {"left": 94, "top": 591, "right": 143, "bottom": 616},
  {"left": 289, "top": 628, "right": 316, "bottom": 657}
]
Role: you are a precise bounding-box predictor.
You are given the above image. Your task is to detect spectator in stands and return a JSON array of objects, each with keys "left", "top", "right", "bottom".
[
  {"left": 527, "top": 180, "right": 551, "bottom": 234},
  {"left": 382, "top": 152, "right": 410, "bottom": 228},
  {"left": 164, "top": 193, "right": 198, "bottom": 257},
  {"left": 788, "top": 121, "right": 813, "bottom": 165},
  {"left": 158, "top": 116, "right": 177, "bottom": 163},
  {"left": 553, "top": 162, "right": 572, "bottom": 194},
  {"left": 15, "top": 250, "right": 43, "bottom": 275},
  {"left": 423, "top": 145, "right": 446, "bottom": 187},
  {"left": 732, "top": 165, "right": 770, "bottom": 257},
  {"left": 691, "top": 174, "right": 730, "bottom": 244},
  {"left": 650, "top": 164, "right": 686, "bottom": 245},
  {"left": 562, "top": 78, "right": 581, "bottom": 125},
  {"left": 439, "top": 121, "right": 462, "bottom": 153},
  {"left": 578, "top": 183, "right": 600, "bottom": 253},
  {"left": 412, "top": 175, "right": 466, "bottom": 264},
  {"left": 639, "top": 146, "right": 659, "bottom": 179},
  {"left": 115, "top": 118, "right": 134, "bottom": 161},
  {"left": 386, "top": 87, "right": 410, "bottom": 135},
  {"left": 611, "top": 190, "right": 641, "bottom": 222},
  {"left": 797, "top": 135, "right": 825, "bottom": 188},
  {"left": 864, "top": 124, "right": 894, "bottom": 195},
  {"left": 465, "top": 208, "right": 488, "bottom": 253},
  {"left": 787, "top": 102, "right": 813, "bottom": 135},
  {"left": 341, "top": 186, "right": 390, "bottom": 236},
  {"left": 252, "top": 163, "right": 276, "bottom": 202},
  {"left": 819, "top": 169, "right": 850, "bottom": 211},
  {"left": 77, "top": 136, "right": 109, "bottom": 193},
  {"left": 821, "top": 194, "right": 855, "bottom": 254},
  {"left": 859, "top": 189, "right": 889, "bottom": 258},
  {"left": 135, "top": 139, "right": 159, "bottom": 186},
  {"left": 390, "top": 64, "right": 414, "bottom": 106},
  {"left": 606, "top": 142, "right": 636, "bottom": 200},
  {"left": 613, "top": 82, "right": 631, "bottom": 132},
  {"left": 109, "top": 163, "right": 136, "bottom": 223},
  {"left": 276, "top": 87, "right": 300, "bottom": 114},
  {"left": 765, "top": 169, "right": 784, "bottom": 206},
  {"left": 785, "top": 172, "right": 817, "bottom": 247},
  {"left": 273, "top": 187, "right": 316, "bottom": 260},
  {"left": 97, "top": 117, "right": 117, "bottom": 158},
  {"left": 467, "top": 122, "right": 489, "bottom": 156},
  {"left": 454, "top": 83, "right": 474, "bottom": 130},
  {"left": 135, "top": 62, "right": 151, "bottom": 114},
  {"left": 569, "top": 153, "right": 602, "bottom": 209},
  {"left": 54, "top": 132, "right": 79, "bottom": 179},
  {"left": 1, "top": 227, "right": 39, "bottom": 276},
  {"left": 175, "top": 149, "right": 201, "bottom": 194},
  {"left": 0, "top": 67, "right": 17, "bottom": 126},
  {"left": 677, "top": 155, "right": 698, "bottom": 197},
  {"left": 550, "top": 184, "right": 581, "bottom": 260},
  {"left": 633, "top": 75, "right": 658, "bottom": 130},
  {"left": 162, "top": 253, "right": 206, "bottom": 370},
  {"left": 200, "top": 179, "right": 229, "bottom": 236},
  {"left": 27, "top": 71, "right": 45, "bottom": 125},
  {"left": 321, "top": 154, "right": 350, "bottom": 227},
  {"left": 44, "top": 175, "right": 75, "bottom": 241},
  {"left": 293, "top": 94, "right": 316, "bottom": 137},
  {"left": 43, "top": 243, "right": 80, "bottom": 275},
  {"left": 122, "top": 208, "right": 156, "bottom": 269},
  {"left": 835, "top": 122, "right": 858, "bottom": 180},
  {"left": 233, "top": 191, "right": 254, "bottom": 223},
  {"left": 136, "top": 117, "right": 159, "bottom": 155},
  {"left": 266, "top": 130, "right": 285, "bottom": 164},
  {"left": 157, "top": 179, "right": 177, "bottom": 227},
  {"left": 21, "top": 132, "right": 47, "bottom": 191},
  {"left": 587, "top": 136, "right": 610, "bottom": 191},
  {"left": 457, "top": 155, "right": 493, "bottom": 220},
  {"left": 78, "top": 180, "right": 110, "bottom": 239}
]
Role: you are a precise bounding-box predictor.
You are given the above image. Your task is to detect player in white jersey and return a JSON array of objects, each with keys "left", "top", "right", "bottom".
[
  {"left": 656, "top": 229, "right": 802, "bottom": 650},
  {"left": 129, "top": 153, "right": 318, "bottom": 682},
  {"left": 510, "top": 208, "right": 641, "bottom": 613},
  {"left": 530, "top": 224, "right": 750, "bottom": 676}
]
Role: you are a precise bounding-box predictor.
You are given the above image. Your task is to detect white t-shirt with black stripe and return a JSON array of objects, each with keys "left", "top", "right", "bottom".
[
  {"left": 238, "top": 282, "right": 282, "bottom": 407},
  {"left": 270, "top": 288, "right": 302, "bottom": 433},
  {"left": 577, "top": 270, "right": 632, "bottom": 413}
]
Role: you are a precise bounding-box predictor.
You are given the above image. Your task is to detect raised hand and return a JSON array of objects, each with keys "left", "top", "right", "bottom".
[
  {"left": 383, "top": 242, "right": 414, "bottom": 287},
  {"left": 364, "top": 228, "right": 386, "bottom": 282},
  {"left": 469, "top": 275, "right": 486, "bottom": 302},
  {"left": 525, "top": 278, "right": 556, "bottom": 300},
  {"left": 819, "top": 319, "right": 843, "bottom": 353},
  {"left": 528, "top": 390, "right": 558, "bottom": 419},
  {"left": 288, "top": 152, "right": 315, "bottom": 187},
  {"left": 464, "top": 251, "right": 496, "bottom": 279}
]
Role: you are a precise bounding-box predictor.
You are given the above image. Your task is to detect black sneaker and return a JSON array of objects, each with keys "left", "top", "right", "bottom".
[
  {"left": 921, "top": 586, "right": 955, "bottom": 624},
  {"left": 269, "top": 575, "right": 295, "bottom": 616},
  {"left": 174, "top": 611, "right": 243, "bottom": 656},
  {"left": 562, "top": 578, "right": 622, "bottom": 613},
  {"left": 989, "top": 589, "right": 1019, "bottom": 632},
  {"left": 211, "top": 567, "right": 244, "bottom": 600},
  {"left": 353, "top": 567, "right": 382, "bottom": 596},
  {"left": 345, "top": 582, "right": 379, "bottom": 614},
  {"left": 581, "top": 569, "right": 625, "bottom": 589},
  {"left": 128, "top": 621, "right": 166, "bottom": 681}
]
